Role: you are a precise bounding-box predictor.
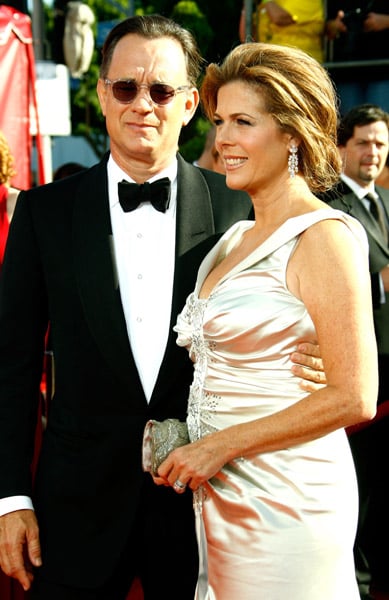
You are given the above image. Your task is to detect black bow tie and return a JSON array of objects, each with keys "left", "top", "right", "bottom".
[{"left": 118, "top": 177, "right": 171, "bottom": 213}]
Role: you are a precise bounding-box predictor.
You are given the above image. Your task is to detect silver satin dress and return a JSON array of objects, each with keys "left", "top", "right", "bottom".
[{"left": 174, "top": 210, "right": 367, "bottom": 600}]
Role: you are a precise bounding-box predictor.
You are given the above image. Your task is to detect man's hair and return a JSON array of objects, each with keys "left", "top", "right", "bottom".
[
  {"left": 338, "top": 104, "right": 389, "bottom": 147},
  {"left": 99, "top": 14, "right": 204, "bottom": 87}
]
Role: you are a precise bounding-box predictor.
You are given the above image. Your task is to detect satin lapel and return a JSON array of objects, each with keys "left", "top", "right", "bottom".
[
  {"left": 171, "top": 155, "right": 219, "bottom": 315},
  {"left": 149, "top": 157, "right": 219, "bottom": 405},
  {"left": 72, "top": 159, "right": 140, "bottom": 390},
  {"left": 174, "top": 155, "right": 216, "bottom": 256}
]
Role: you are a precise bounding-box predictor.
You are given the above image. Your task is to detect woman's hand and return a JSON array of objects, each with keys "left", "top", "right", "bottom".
[{"left": 153, "top": 435, "right": 229, "bottom": 493}]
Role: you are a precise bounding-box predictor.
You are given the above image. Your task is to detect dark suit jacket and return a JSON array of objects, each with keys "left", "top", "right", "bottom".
[
  {"left": 322, "top": 180, "right": 389, "bottom": 356},
  {"left": 0, "top": 153, "right": 252, "bottom": 587}
]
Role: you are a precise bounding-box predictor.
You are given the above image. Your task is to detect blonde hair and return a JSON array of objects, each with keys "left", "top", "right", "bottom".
[
  {"left": 201, "top": 42, "right": 342, "bottom": 193},
  {"left": 0, "top": 131, "right": 16, "bottom": 185}
]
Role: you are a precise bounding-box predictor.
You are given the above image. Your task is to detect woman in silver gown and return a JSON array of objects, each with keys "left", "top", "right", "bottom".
[{"left": 153, "top": 42, "right": 378, "bottom": 599}]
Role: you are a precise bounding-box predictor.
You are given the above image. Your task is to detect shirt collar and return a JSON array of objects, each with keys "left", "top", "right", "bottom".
[{"left": 340, "top": 173, "right": 376, "bottom": 200}]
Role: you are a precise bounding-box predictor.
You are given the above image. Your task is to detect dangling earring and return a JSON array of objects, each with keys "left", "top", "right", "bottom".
[{"left": 288, "top": 145, "right": 298, "bottom": 178}]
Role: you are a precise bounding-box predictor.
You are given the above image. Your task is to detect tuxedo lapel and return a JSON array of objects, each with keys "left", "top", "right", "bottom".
[
  {"left": 149, "top": 157, "right": 220, "bottom": 405},
  {"left": 72, "top": 159, "right": 143, "bottom": 393},
  {"left": 334, "top": 182, "right": 389, "bottom": 254},
  {"left": 175, "top": 155, "right": 216, "bottom": 257},
  {"left": 171, "top": 155, "right": 220, "bottom": 314}
]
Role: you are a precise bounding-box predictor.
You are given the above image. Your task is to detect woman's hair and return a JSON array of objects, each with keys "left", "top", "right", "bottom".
[
  {"left": 0, "top": 131, "right": 16, "bottom": 185},
  {"left": 201, "top": 42, "right": 342, "bottom": 193},
  {"left": 100, "top": 14, "right": 205, "bottom": 87}
]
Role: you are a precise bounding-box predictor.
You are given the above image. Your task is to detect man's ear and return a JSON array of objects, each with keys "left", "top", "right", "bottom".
[
  {"left": 182, "top": 87, "right": 200, "bottom": 127},
  {"left": 338, "top": 145, "right": 346, "bottom": 169},
  {"left": 96, "top": 78, "right": 108, "bottom": 117}
]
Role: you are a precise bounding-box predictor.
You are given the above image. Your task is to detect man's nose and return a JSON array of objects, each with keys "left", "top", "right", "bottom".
[{"left": 132, "top": 85, "right": 154, "bottom": 108}]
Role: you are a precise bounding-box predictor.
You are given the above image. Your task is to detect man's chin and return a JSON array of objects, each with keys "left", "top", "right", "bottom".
[{"left": 360, "top": 169, "right": 376, "bottom": 183}]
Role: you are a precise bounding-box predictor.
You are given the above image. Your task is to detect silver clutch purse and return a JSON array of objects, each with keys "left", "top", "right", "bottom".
[{"left": 142, "top": 418, "right": 189, "bottom": 476}]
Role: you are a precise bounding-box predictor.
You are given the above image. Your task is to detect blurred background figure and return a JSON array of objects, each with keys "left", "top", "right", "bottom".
[
  {"left": 0, "top": 129, "right": 29, "bottom": 600},
  {"left": 52, "top": 161, "right": 86, "bottom": 180},
  {"left": 0, "top": 131, "right": 20, "bottom": 270},
  {"left": 326, "top": 1, "right": 389, "bottom": 114},
  {"left": 240, "top": 1, "right": 325, "bottom": 63},
  {"left": 193, "top": 125, "right": 226, "bottom": 174}
]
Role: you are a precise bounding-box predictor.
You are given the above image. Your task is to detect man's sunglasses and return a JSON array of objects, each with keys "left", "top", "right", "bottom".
[{"left": 104, "top": 79, "right": 190, "bottom": 106}]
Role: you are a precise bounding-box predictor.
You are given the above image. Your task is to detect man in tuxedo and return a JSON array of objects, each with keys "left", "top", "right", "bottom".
[
  {"left": 322, "top": 103, "right": 389, "bottom": 600},
  {"left": 0, "top": 15, "right": 324, "bottom": 600}
]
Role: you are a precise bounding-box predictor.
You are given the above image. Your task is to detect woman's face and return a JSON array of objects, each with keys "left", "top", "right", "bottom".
[{"left": 213, "top": 81, "right": 292, "bottom": 195}]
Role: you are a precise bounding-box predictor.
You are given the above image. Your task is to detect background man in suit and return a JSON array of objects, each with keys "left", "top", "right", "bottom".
[
  {"left": 0, "top": 15, "right": 325, "bottom": 600},
  {"left": 323, "top": 103, "right": 389, "bottom": 600}
]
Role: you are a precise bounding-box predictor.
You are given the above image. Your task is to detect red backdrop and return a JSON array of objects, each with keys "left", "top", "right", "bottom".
[{"left": 0, "top": 4, "right": 45, "bottom": 189}]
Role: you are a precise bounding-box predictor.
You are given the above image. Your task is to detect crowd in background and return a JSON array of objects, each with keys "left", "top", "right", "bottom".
[
  {"left": 0, "top": 4, "right": 389, "bottom": 600},
  {"left": 240, "top": 1, "right": 389, "bottom": 114}
]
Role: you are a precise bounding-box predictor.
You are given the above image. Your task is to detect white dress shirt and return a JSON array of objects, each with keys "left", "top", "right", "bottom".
[{"left": 108, "top": 156, "right": 177, "bottom": 401}]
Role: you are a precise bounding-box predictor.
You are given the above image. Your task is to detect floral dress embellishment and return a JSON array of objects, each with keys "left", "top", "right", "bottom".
[{"left": 177, "top": 291, "right": 222, "bottom": 512}]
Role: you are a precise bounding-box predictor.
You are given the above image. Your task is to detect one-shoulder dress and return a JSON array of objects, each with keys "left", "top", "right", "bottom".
[{"left": 174, "top": 209, "right": 367, "bottom": 600}]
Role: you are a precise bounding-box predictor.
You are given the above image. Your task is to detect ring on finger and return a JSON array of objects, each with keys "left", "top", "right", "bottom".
[{"left": 173, "top": 479, "right": 186, "bottom": 491}]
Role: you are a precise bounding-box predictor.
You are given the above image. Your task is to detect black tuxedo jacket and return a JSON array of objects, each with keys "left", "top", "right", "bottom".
[
  {"left": 323, "top": 180, "right": 389, "bottom": 355},
  {"left": 0, "top": 153, "right": 252, "bottom": 586}
]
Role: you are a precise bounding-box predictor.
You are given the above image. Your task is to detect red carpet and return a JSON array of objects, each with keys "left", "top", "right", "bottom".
[
  {"left": 0, "top": 572, "right": 144, "bottom": 599},
  {"left": 127, "top": 577, "right": 144, "bottom": 599}
]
